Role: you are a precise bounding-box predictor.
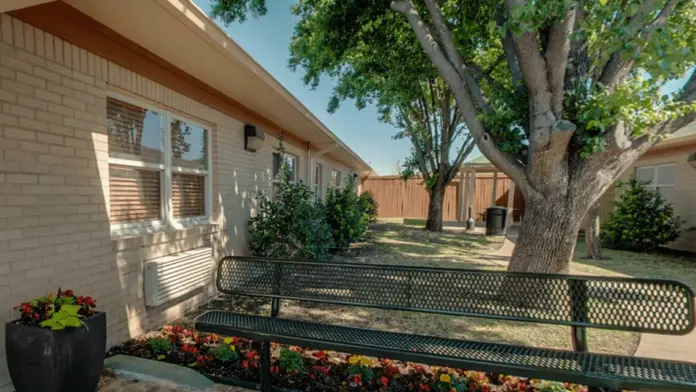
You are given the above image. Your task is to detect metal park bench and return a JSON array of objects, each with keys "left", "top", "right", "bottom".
[{"left": 195, "top": 256, "right": 696, "bottom": 391}]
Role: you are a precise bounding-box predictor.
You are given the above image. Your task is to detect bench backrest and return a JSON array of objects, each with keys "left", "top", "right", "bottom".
[{"left": 216, "top": 256, "right": 695, "bottom": 335}]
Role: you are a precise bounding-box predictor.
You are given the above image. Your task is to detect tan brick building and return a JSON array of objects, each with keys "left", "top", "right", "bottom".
[
  {"left": 595, "top": 123, "right": 696, "bottom": 253},
  {"left": 0, "top": 1, "right": 371, "bottom": 389}
]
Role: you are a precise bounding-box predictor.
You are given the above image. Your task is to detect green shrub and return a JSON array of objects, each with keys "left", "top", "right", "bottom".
[
  {"left": 359, "top": 191, "right": 379, "bottom": 223},
  {"left": 325, "top": 177, "right": 369, "bottom": 250},
  {"left": 602, "top": 178, "right": 682, "bottom": 251},
  {"left": 249, "top": 169, "right": 333, "bottom": 260},
  {"left": 278, "top": 348, "right": 303, "bottom": 372},
  {"left": 148, "top": 337, "right": 171, "bottom": 354},
  {"left": 211, "top": 344, "right": 239, "bottom": 362}
]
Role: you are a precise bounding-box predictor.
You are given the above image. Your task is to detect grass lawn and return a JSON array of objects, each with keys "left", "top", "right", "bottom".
[
  {"left": 572, "top": 240, "right": 696, "bottom": 290},
  {"left": 195, "top": 221, "right": 696, "bottom": 357}
]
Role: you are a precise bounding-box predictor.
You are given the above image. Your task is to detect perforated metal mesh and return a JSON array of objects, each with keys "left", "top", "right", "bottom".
[
  {"left": 196, "top": 311, "right": 696, "bottom": 388},
  {"left": 216, "top": 257, "right": 695, "bottom": 334}
]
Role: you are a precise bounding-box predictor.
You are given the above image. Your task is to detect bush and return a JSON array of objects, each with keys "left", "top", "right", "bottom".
[
  {"left": 325, "top": 177, "right": 369, "bottom": 250},
  {"left": 602, "top": 178, "right": 682, "bottom": 251},
  {"left": 359, "top": 191, "right": 379, "bottom": 223},
  {"left": 249, "top": 170, "right": 333, "bottom": 260}
]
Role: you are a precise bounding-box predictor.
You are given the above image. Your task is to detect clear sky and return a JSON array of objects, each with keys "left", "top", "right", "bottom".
[
  {"left": 192, "top": 0, "right": 693, "bottom": 175},
  {"left": 192, "top": 0, "right": 417, "bottom": 175}
]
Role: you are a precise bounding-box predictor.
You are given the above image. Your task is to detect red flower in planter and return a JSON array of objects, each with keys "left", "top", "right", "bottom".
[
  {"left": 380, "top": 376, "right": 389, "bottom": 386},
  {"left": 418, "top": 384, "right": 430, "bottom": 392},
  {"left": 312, "top": 350, "right": 328, "bottom": 361},
  {"left": 181, "top": 344, "right": 198, "bottom": 355}
]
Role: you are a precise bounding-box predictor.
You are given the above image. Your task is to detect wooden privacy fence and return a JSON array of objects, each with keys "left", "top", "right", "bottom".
[{"left": 362, "top": 174, "right": 525, "bottom": 222}]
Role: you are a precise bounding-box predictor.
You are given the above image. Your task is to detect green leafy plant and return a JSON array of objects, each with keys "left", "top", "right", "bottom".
[
  {"left": 603, "top": 178, "right": 682, "bottom": 251},
  {"left": 249, "top": 163, "right": 333, "bottom": 260},
  {"left": 13, "top": 288, "right": 97, "bottom": 330},
  {"left": 278, "top": 348, "right": 304, "bottom": 372},
  {"left": 211, "top": 343, "right": 239, "bottom": 362},
  {"left": 325, "top": 177, "right": 369, "bottom": 250},
  {"left": 39, "top": 304, "right": 83, "bottom": 330},
  {"left": 359, "top": 191, "right": 379, "bottom": 224},
  {"left": 149, "top": 337, "right": 172, "bottom": 355}
]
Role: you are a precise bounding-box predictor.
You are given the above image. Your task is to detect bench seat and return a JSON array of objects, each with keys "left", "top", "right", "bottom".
[{"left": 195, "top": 310, "right": 696, "bottom": 391}]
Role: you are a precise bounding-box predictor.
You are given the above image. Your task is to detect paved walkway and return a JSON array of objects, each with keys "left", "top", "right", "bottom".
[
  {"left": 481, "top": 226, "right": 517, "bottom": 267},
  {"left": 98, "top": 377, "right": 252, "bottom": 392},
  {"left": 481, "top": 228, "right": 696, "bottom": 363}
]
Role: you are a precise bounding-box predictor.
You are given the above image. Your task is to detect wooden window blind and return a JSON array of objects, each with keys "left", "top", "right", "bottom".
[
  {"left": 172, "top": 173, "right": 205, "bottom": 218},
  {"left": 109, "top": 165, "right": 161, "bottom": 223}
]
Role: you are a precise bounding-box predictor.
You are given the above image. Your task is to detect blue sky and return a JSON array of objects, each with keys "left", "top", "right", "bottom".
[
  {"left": 192, "top": 0, "right": 414, "bottom": 175},
  {"left": 192, "top": 0, "right": 693, "bottom": 175}
]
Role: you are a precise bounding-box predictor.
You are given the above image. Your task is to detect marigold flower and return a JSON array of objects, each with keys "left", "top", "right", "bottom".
[{"left": 440, "top": 374, "right": 452, "bottom": 383}]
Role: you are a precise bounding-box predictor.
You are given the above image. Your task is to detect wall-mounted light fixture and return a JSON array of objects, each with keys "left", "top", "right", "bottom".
[
  {"left": 244, "top": 124, "right": 265, "bottom": 152},
  {"left": 688, "top": 152, "right": 696, "bottom": 169}
]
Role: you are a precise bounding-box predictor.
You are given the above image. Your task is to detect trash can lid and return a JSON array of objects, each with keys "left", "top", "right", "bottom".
[{"left": 487, "top": 206, "right": 507, "bottom": 210}]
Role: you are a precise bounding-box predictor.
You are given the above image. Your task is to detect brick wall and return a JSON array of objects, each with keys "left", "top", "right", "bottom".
[{"left": 0, "top": 13, "right": 313, "bottom": 390}]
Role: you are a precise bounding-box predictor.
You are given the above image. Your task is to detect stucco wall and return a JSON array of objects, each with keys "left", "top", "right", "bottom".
[{"left": 0, "top": 14, "right": 355, "bottom": 390}]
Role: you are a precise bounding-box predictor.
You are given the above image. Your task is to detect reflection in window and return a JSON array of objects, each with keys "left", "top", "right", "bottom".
[
  {"left": 107, "top": 97, "right": 163, "bottom": 164},
  {"left": 171, "top": 119, "right": 207, "bottom": 170}
]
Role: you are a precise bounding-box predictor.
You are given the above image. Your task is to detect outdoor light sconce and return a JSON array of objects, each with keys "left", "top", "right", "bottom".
[
  {"left": 244, "top": 124, "right": 265, "bottom": 152},
  {"left": 688, "top": 152, "right": 696, "bottom": 169}
]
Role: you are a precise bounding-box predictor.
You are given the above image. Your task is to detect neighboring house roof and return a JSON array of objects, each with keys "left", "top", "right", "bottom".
[
  {"left": 652, "top": 120, "right": 696, "bottom": 150},
  {"left": 7, "top": 0, "right": 372, "bottom": 174}
]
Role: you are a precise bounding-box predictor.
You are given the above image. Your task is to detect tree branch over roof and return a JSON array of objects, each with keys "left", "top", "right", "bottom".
[{"left": 390, "top": 0, "right": 536, "bottom": 199}]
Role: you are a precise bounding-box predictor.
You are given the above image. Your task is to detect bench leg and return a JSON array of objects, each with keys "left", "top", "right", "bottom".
[{"left": 260, "top": 340, "right": 272, "bottom": 392}]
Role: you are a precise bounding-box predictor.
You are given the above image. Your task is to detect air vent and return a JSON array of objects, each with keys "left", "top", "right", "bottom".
[{"left": 144, "top": 247, "right": 213, "bottom": 307}]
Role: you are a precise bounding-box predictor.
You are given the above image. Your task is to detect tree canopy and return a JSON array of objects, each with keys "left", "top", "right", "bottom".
[{"left": 211, "top": 0, "right": 696, "bottom": 272}]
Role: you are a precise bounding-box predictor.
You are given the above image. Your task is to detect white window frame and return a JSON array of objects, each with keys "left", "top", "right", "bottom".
[
  {"left": 107, "top": 91, "right": 213, "bottom": 235},
  {"left": 314, "top": 162, "right": 323, "bottom": 200},
  {"left": 272, "top": 152, "right": 298, "bottom": 184},
  {"left": 331, "top": 169, "right": 342, "bottom": 187},
  {"left": 635, "top": 163, "right": 676, "bottom": 199}
]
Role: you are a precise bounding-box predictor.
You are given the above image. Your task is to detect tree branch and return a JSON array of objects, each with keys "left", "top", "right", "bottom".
[
  {"left": 597, "top": 0, "right": 680, "bottom": 92},
  {"left": 445, "top": 136, "right": 476, "bottom": 183},
  {"left": 502, "top": 28, "right": 523, "bottom": 84},
  {"left": 421, "top": 0, "right": 491, "bottom": 112},
  {"left": 545, "top": 7, "right": 576, "bottom": 116},
  {"left": 390, "top": 0, "right": 539, "bottom": 200},
  {"left": 401, "top": 105, "right": 433, "bottom": 182}
]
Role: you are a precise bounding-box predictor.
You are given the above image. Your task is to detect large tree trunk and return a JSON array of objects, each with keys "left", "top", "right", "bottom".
[
  {"left": 425, "top": 187, "right": 446, "bottom": 231},
  {"left": 585, "top": 201, "right": 602, "bottom": 260},
  {"left": 507, "top": 198, "right": 584, "bottom": 274}
]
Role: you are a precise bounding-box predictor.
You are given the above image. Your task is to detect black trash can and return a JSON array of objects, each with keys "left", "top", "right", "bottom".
[{"left": 485, "top": 206, "right": 507, "bottom": 235}]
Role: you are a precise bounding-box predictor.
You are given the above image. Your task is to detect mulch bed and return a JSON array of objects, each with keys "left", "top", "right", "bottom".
[{"left": 108, "top": 323, "right": 593, "bottom": 392}]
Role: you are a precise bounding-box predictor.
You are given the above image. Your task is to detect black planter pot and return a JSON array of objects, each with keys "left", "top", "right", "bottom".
[{"left": 5, "top": 311, "right": 106, "bottom": 392}]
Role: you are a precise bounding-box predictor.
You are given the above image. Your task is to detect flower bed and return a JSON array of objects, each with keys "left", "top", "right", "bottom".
[{"left": 108, "top": 324, "right": 593, "bottom": 392}]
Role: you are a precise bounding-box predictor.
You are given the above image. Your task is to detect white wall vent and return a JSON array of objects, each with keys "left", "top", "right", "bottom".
[{"left": 144, "top": 247, "right": 213, "bottom": 307}]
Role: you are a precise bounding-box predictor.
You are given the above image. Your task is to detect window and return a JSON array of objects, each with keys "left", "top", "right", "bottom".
[
  {"left": 635, "top": 164, "right": 676, "bottom": 202},
  {"left": 331, "top": 169, "right": 342, "bottom": 187},
  {"left": 272, "top": 152, "right": 297, "bottom": 182},
  {"left": 314, "top": 163, "right": 323, "bottom": 200},
  {"left": 107, "top": 94, "right": 211, "bottom": 232}
]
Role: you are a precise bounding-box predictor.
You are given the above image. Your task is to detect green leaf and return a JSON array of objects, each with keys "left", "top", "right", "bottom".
[{"left": 157, "top": 355, "right": 166, "bottom": 361}]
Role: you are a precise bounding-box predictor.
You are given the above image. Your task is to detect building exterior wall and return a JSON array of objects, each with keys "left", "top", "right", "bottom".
[
  {"left": 0, "top": 14, "right": 358, "bottom": 390},
  {"left": 596, "top": 143, "right": 696, "bottom": 252}
]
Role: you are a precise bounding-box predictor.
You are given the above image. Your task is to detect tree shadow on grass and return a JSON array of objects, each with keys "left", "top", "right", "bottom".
[
  {"left": 189, "top": 295, "right": 637, "bottom": 356},
  {"left": 573, "top": 241, "right": 696, "bottom": 289}
]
